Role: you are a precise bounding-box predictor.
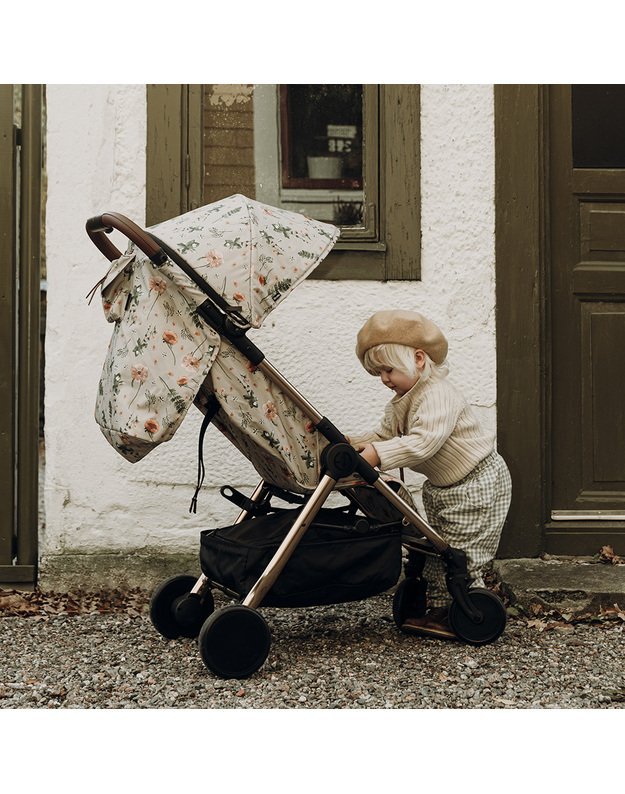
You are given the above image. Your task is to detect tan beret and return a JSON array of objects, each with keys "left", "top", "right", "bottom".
[{"left": 356, "top": 310, "right": 448, "bottom": 365}]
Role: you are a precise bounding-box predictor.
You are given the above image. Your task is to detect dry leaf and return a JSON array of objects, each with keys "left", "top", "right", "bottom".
[
  {"left": 0, "top": 587, "right": 150, "bottom": 617},
  {"left": 599, "top": 603, "right": 625, "bottom": 622},
  {"left": 598, "top": 545, "right": 625, "bottom": 565},
  {"left": 547, "top": 622, "right": 573, "bottom": 631}
]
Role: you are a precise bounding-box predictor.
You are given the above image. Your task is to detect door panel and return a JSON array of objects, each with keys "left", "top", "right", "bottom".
[
  {"left": 582, "top": 305, "right": 625, "bottom": 485},
  {"left": 549, "top": 85, "right": 625, "bottom": 547}
]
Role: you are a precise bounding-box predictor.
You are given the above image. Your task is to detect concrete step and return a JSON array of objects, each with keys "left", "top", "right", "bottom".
[{"left": 493, "top": 557, "right": 625, "bottom": 618}]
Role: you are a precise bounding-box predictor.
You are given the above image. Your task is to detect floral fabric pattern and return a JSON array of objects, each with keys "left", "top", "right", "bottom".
[
  {"left": 94, "top": 194, "right": 339, "bottom": 467},
  {"left": 95, "top": 252, "right": 220, "bottom": 462},
  {"left": 195, "top": 341, "right": 322, "bottom": 491},
  {"left": 149, "top": 194, "right": 340, "bottom": 328}
]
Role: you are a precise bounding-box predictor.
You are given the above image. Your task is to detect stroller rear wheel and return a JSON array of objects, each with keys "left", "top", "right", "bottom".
[
  {"left": 198, "top": 605, "right": 271, "bottom": 679},
  {"left": 392, "top": 577, "right": 427, "bottom": 630},
  {"left": 448, "top": 588, "right": 507, "bottom": 646},
  {"left": 150, "top": 575, "right": 214, "bottom": 640}
]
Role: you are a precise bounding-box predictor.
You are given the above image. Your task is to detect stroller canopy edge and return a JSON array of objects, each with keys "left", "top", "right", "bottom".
[{"left": 148, "top": 194, "right": 340, "bottom": 330}]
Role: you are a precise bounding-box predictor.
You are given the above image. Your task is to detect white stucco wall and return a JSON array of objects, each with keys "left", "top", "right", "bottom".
[{"left": 42, "top": 84, "right": 495, "bottom": 587}]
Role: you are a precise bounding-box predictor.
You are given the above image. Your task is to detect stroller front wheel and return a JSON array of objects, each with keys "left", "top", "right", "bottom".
[
  {"left": 198, "top": 605, "right": 271, "bottom": 679},
  {"left": 150, "top": 575, "right": 214, "bottom": 640},
  {"left": 448, "top": 588, "right": 507, "bottom": 646}
]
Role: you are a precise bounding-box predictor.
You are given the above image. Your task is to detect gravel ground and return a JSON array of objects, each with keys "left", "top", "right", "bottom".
[{"left": 1, "top": 590, "right": 624, "bottom": 709}]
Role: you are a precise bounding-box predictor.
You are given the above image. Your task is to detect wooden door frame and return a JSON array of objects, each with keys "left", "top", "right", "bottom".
[
  {"left": 0, "top": 85, "right": 42, "bottom": 585},
  {"left": 0, "top": 85, "right": 18, "bottom": 576},
  {"left": 494, "top": 85, "right": 550, "bottom": 557}
]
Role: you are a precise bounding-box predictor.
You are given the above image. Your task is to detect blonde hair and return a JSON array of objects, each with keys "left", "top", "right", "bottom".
[{"left": 363, "top": 343, "right": 448, "bottom": 382}]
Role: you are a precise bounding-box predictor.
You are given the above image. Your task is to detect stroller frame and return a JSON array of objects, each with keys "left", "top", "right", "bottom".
[{"left": 87, "top": 211, "right": 507, "bottom": 678}]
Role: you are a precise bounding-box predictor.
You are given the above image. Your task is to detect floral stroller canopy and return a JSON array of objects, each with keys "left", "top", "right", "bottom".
[
  {"left": 94, "top": 195, "right": 339, "bottom": 463},
  {"left": 149, "top": 194, "right": 340, "bottom": 328}
]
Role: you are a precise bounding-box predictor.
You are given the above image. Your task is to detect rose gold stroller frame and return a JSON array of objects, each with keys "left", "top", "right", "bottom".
[
  {"left": 87, "top": 210, "right": 507, "bottom": 676},
  {"left": 191, "top": 356, "right": 450, "bottom": 610}
]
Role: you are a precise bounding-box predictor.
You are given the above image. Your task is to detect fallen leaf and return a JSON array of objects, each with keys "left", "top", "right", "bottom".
[
  {"left": 598, "top": 545, "right": 625, "bottom": 565},
  {"left": 526, "top": 619, "right": 548, "bottom": 632},
  {"left": 548, "top": 622, "right": 574, "bottom": 631},
  {"left": 597, "top": 603, "right": 625, "bottom": 622},
  {"left": 0, "top": 593, "right": 37, "bottom": 614}
]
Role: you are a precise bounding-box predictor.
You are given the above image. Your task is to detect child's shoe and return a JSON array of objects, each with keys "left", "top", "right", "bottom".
[{"left": 401, "top": 607, "right": 457, "bottom": 640}]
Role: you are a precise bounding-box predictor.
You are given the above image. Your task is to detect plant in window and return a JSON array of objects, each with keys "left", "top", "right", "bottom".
[{"left": 333, "top": 199, "right": 363, "bottom": 226}]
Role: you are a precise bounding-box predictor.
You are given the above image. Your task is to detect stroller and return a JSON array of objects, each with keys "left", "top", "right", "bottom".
[{"left": 87, "top": 195, "right": 507, "bottom": 679}]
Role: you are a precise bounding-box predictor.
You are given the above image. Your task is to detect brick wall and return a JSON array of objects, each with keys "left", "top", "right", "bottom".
[{"left": 203, "top": 84, "right": 256, "bottom": 203}]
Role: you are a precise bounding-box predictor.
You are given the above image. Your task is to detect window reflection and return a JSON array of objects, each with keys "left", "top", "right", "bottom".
[{"left": 280, "top": 85, "right": 363, "bottom": 189}]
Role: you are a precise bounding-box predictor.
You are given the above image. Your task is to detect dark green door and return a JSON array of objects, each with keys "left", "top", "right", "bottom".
[
  {"left": 548, "top": 84, "right": 625, "bottom": 553},
  {"left": 0, "top": 85, "right": 42, "bottom": 585}
]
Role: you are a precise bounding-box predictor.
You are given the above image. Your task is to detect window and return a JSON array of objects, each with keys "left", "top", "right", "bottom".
[
  {"left": 280, "top": 85, "right": 364, "bottom": 193},
  {"left": 572, "top": 84, "right": 625, "bottom": 169},
  {"left": 147, "top": 84, "right": 420, "bottom": 280}
]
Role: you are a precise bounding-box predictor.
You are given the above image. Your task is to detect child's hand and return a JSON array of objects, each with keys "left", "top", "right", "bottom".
[{"left": 359, "top": 443, "right": 381, "bottom": 468}]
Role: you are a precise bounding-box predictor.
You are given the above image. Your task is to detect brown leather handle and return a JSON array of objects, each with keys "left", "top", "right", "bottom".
[{"left": 86, "top": 212, "right": 167, "bottom": 264}]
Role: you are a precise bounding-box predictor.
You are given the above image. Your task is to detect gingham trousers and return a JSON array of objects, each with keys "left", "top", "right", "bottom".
[{"left": 420, "top": 451, "right": 512, "bottom": 608}]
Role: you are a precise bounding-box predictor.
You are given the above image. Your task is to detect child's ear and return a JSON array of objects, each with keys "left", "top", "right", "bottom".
[{"left": 415, "top": 349, "right": 426, "bottom": 370}]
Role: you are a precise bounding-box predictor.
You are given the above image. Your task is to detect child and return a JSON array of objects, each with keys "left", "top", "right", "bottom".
[{"left": 349, "top": 309, "right": 512, "bottom": 640}]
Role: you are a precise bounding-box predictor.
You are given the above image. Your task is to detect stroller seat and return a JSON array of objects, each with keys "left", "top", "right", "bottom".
[{"left": 194, "top": 338, "right": 321, "bottom": 494}]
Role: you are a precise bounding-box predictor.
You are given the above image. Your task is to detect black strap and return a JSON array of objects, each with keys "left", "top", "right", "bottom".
[{"left": 189, "top": 396, "right": 220, "bottom": 514}]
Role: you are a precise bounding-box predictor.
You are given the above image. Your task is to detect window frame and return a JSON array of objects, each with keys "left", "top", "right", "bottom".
[{"left": 146, "top": 84, "right": 420, "bottom": 281}]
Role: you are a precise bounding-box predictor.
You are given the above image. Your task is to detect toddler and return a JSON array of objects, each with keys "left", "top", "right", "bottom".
[{"left": 349, "top": 310, "right": 512, "bottom": 640}]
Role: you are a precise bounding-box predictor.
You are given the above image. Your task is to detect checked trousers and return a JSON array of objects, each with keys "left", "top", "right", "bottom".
[{"left": 421, "top": 451, "right": 512, "bottom": 609}]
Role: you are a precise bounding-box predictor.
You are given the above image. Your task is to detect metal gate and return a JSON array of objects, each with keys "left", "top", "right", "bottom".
[{"left": 0, "top": 85, "right": 43, "bottom": 585}]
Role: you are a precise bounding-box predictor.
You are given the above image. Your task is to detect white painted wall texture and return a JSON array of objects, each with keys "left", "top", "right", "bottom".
[{"left": 42, "top": 84, "right": 495, "bottom": 587}]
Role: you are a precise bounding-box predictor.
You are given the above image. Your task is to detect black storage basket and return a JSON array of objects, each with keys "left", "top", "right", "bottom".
[{"left": 200, "top": 507, "right": 403, "bottom": 608}]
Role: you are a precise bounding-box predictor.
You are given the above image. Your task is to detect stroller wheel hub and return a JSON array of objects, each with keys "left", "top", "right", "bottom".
[
  {"left": 173, "top": 593, "right": 205, "bottom": 629},
  {"left": 150, "top": 574, "right": 214, "bottom": 640},
  {"left": 448, "top": 588, "right": 507, "bottom": 646}
]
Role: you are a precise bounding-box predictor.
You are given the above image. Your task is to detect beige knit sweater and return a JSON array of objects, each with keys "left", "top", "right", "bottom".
[{"left": 350, "top": 375, "right": 494, "bottom": 486}]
